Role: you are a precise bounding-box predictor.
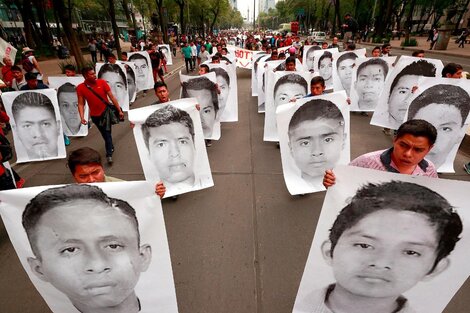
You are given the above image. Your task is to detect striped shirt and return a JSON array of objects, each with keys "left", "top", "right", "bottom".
[{"left": 349, "top": 148, "right": 438, "bottom": 178}]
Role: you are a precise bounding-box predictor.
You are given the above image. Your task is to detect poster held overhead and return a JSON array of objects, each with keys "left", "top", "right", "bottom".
[{"left": 158, "top": 44, "right": 173, "bottom": 65}]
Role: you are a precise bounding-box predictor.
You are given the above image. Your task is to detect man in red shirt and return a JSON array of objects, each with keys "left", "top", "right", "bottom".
[
  {"left": 76, "top": 67, "right": 124, "bottom": 164},
  {"left": 1, "top": 56, "right": 14, "bottom": 88}
]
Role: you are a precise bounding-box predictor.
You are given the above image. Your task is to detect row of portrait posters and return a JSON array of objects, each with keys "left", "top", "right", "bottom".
[
  {"left": 294, "top": 165, "right": 470, "bottom": 313},
  {"left": 128, "top": 98, "right": 214, "bottom": 198},
  {"left": 1, "top": 89, "right": 67, "bottom": 163},
  {"left": 277, "top": 91, "right": 350, "bottom": 195},
  {"left": 0, "top": 181, "right": 179, "bottom": 313},
  {"left": 48, "top": 76, "right": 89, "bottom": 137},
  {"left": 179, "top": 72, "right": 221, "bottom": 140}
]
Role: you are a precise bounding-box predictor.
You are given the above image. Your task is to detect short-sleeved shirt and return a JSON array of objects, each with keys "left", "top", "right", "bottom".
[
  {"left": 182, "top": 46, "right": 192, "bottom": 59},
  {"left": 76, "top": 79, "right": 111, "bottom": 117},
  {"left": 349, "top": 148, "right": 438, "bottom": 177}
]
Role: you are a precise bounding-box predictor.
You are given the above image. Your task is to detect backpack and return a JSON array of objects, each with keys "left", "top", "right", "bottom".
[{"left": 21, "top": 57, "right": 34, "bottom": 72}]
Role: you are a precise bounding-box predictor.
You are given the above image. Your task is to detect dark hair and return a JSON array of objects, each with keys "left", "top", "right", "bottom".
[
  {"left": 372, "top": 46, "right": 381, "bottom": 53},
  {"left": 395, "top": 119, "right": 437, "bottom": 145},
  {"left": 128, "top": 53, "right": 148, "bottom": 64},
  {"left": 122, "top": 51, "right": 128, "bottom": 56},
  {"left": 274, "top": 73, "right": 308, "bottom": 98},
  {"left": 442, "top": 63, "right": 463, "bottom": 77},
  {"left": 12, "top": 92, "right": 55, "bottom": 120},
  {"left": 329, "top": 181, "right": 462, "bottom": 272},
  {"left": 389, "top": 60, "right": 436, "bottom": 97},
  {"left": 310, "top": 76, "right": 325, "bottom": 87},
  {"left": 382, "top": 43, "right": 391, "bottom": 49},
  {"left": 318, "top": 51, "right": 333, "bottom": 68},
  {"left": 181, "top": 76, "right": 219, "bottom": 114},
  {"left": 254, "top": 53, "right": 268, "bottom": 73},
  {"left": 24, "top": 72, "right": 37, "bottom": 81},
  {"left": 22, "top": 184, "right": 141, "bottom": 259},
  {"left": 107, "top": 53, "right": 117, "bottom": 60},
  {"left": 11, "top": 65, "right": 22, "bottom": 72},
  {"left": 67, "top": 147, "right": 102, "bottom": 174},
  {"left": 81, "top": 66, "right": 94, "bottom": 76},
  {"left": 210, "top": 67, "right": 230, "bottom": 86},
  {"left": 356, "top": 57, "right": 389, "bottom": 78},
  {"left": 98, "top": 63, "right": 127, "bottom": 87},
  {"left": 141, "top": 105, "right": 195, "bottom": 149},
  {"left": 153, "top": 81, "right": 168, "bottom": 91},
  {"left": 288, "top": 99, "right": 344, "bottom": 134},
  {"left": 199, "top": 64, "right": 210, "bottom": 74},
  {"left": 286, "top": 56, "right": 296, "bottom": 65},
  {"left": 336, "top": 52, "right": 357, "bottom": 67},
  {"left": 407, "top": 84, "right": 470, "bottom": 127},
  {"left": 57, "top": 82, "right": 76, "bottom": 96},
  {"left": 64, "top": 64, "right": 76, "bottom": 72},
  {"left": 412, "top": 50, "right": 425, "bottom": 57},
  {"left": 126, "top": 64, "right": 136, "bottom": 82},
  {"left": 346, "top": 43, "right": 356, "bottom": 50},
  {"left": 306, "top": 46, "right": 321, "bottom": 56}
]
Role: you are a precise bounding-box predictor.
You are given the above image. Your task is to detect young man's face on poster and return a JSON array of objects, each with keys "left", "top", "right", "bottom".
[
  {"left": 186, "top": 88, "right": 216, "bottom": 137},
  {"left": 58, "top": 91, "right": 81, "bottom": 134},
  {"left": 147, "top": 122, "right": 196, "bottom": 184},
  {"left": 388, "top": 74, "right": 418, "bottom": 123},
  {"left": 27, "top": 199, "right": 151, "bottom": 311},
  {"left": 355, "top": 64, "right": 386, "bottom": 109}
]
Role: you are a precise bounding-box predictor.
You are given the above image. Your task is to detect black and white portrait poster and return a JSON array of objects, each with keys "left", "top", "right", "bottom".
[
  {"left": 371, "top": 56, "right": 444, "bottom": 129},
  {"left": 293, "top": 165, "right": 470, "bottom": 313},
  {"left": 179, "top": 72, "right": 221, "bottom": 140},
  {"left": 96, "top": 62, "right": 130, "bottom": 112},
  {"left": 313, "top": 48, "right": 339, "bottom": 89},
  {"left": 332, "top": 48, "right": 367, "bottom": 96},
  {"left": 0, "top": 181, "right": 179, "bottom": 313},
  {"left": 302, "top": 45, "right": 322, "bottom": 72},
  {"left": 48, "top": 76, "right": 89, "bottom": 137},
  {"left": 122, "top": 61, "right": 137, "bottom": 103},
  {"left": 158, "top": 44, "right": 172, "bottom": 65},
  {"left": 2, "top": 89, "right": 66, "bottom": 163},
  {"left": 251, "top": 53, "right": 269, "bottom": 96},
  {"left": 128, "top": 51, "right": 155, "bottom": 92},
  {"left": 258, "top": 60, "right": 284, "bottom": 113},
  {"left": 405, "top": 77, "right": 470, "bottom": 173},
  {"left": 348, "top": 56, "right": 396, "bottom": 112},
  {"left": 264, "top": 70, "right": 311, "bottom": 142},
  {"left": 128, "top": 98, "right": 214, "bottom": 198},
  {"left": 207, "top": 62, "right": 238, "bottom": 122},
  {"left": 276, "top": 91, "right": 350, "bottom": 195}
]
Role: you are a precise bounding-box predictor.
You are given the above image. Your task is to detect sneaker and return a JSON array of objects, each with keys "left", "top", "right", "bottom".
[
  {"left": 464, "top": 163, "right": 470, "bottom": 174},
  {"left": 205, "top": 139, "right": 212, "bottom": 147},
  {"left": 107, "top": 156, "right": 113, "bottom": 165},
  {"left": 64, "top": 134, "right": 70, "bottom": 146}
]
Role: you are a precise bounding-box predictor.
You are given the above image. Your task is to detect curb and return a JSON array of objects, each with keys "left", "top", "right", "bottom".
[{"left": 359, "top": 41, "right": 468, "bottom": 58}]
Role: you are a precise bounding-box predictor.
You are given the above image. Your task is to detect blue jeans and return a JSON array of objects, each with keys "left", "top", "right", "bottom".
[{"left": 91, "top": 116, "right": 114, "bottom": 157}]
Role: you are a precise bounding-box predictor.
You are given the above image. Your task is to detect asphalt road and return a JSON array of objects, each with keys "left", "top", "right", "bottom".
[{"left": 1, "top": 51, "right": 470, "bottom": 312}]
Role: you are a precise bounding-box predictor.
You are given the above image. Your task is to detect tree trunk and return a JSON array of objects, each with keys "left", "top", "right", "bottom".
[
  {"left": 454, "top": 0, "right": 470, "bottom": 33},
  {"left": 15, "top": 0, "right": 36, "bottom": 48},
  {"left": 404, "top": 0, "right": 417, "bottom": 42},
  {"left": 52, "top": 0, "right": 85, "bottom": 68},
  {"left": 53, "top": 6, "right": 61, "bottom": 39},
  {"left": 108, "top": 0, "right": 122, "bottom": 58},
  {"left": 177, "top": 1, "right": 185, "bottom": 37},
  {"left": 121, "top": 0, "right": 133, "bottom": 28},
  {"left": 34, "top": 0, "right": 52, "bottom": 45},
  {"left": 333, "top": 0, "right": 341, "bottom": 36},
  {"left": 155, "top": 0, "right": 168, "bottom": 42}
]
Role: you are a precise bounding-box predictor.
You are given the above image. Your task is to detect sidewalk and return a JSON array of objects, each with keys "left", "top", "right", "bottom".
[{"left": 360, "top": 35, "right": 470, "bottom": 58}]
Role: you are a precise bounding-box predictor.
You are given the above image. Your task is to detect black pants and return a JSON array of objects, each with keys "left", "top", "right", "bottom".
[
  {"left": 91, "top": 115, "right": 114, "bottom": 157},
  {"left": 90, "top": 51, "right": 97, "bottom": 63},
  {"left": 185, "top": 57, "right": 192, "bottom": 73}
]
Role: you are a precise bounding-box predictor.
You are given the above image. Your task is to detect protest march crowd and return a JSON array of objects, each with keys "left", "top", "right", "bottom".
[{"left": 1, "top": 23, "right": 470, "bottom": 313}]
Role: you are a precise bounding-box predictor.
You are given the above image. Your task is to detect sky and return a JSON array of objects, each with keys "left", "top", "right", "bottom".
[{"left": 237, "top": 0, "right": 258, "bottom": 23}]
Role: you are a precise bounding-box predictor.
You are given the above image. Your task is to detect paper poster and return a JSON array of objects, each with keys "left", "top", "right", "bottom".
[
  {"left": 264, "top": 71, "right": 311, "bottom": 142},
  {"left": 96, "top": 62, "right": 130, "bottom": 112},
  {"left": 332, "top": 48, "right": 367, "bottom": 96},
  {"left": 1, "top": 89, "right": 66, "bottom": 163},
  {"left": 348, "top": 56, "right": 396, "bottom": 112},
  {"left": 251, "top": 53, "right": 269, "bottom": 96},
  {"left": 371, "top": 56, "right": 444, "bottom": 129},
  {"left": 405, "top": 77, "right": 470, "bottom": 173},
  {"left": 180, "top": 72, "right": 221, "bottom": 140},
  {"left": 294, "top": 165, "right": 470, "bottom": 313},
  {"left": 302, "top": 45, "right": 322, "bottom": 72},
  {"left": 312, "top": 48, "right": 339, "bottom": 89},
  {"left": 258, "top": 60, "right": 284, "bottom": 113},
  {"left": 277, "top": 91, "right": 350, "bottom": 195},
  {"left": 207, "top": 62, "right": 238, "bottom": 122},
  {"left": 128, "top": 98, "right": 214, "bottom": 198},
  {"left": 227, "top": 45, "right": 254, "bottom": 69},
  {"left": 0, "top": 36, "right": 17, "bottom": 65},
  {"left": 158, "top": 44, "right": 173, "bottom": 65},
  {"left": 0, "top": 181, "right": 179, "bottom": 313},
  {"left": 122, "top": 62, "right": 137, "bottom": 103},
  {"left": 48, "top": 76, "right": 89, "bottom": 137},
  {"left": 128, "top": 51, "right": 155, "bottom": 92}
]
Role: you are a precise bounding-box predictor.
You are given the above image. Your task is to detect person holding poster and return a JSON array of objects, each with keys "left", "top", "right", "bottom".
[{"left": 323, "top": 119, "right": 438, "bottom": 187}]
